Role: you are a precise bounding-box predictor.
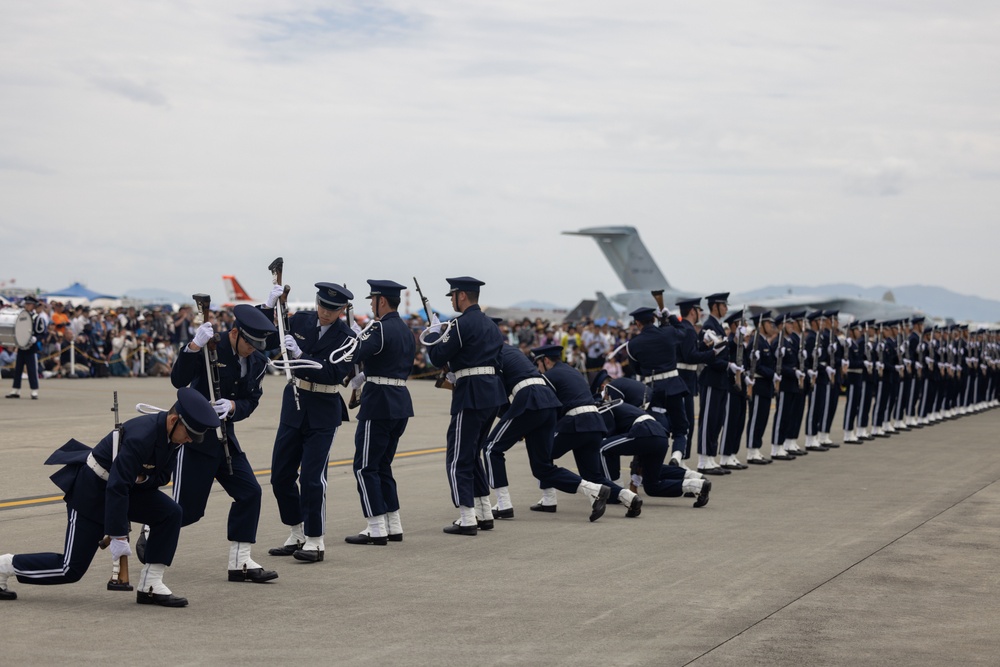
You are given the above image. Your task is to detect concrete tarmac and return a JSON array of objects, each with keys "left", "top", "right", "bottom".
[{"left": 1, "top": 376, "right": 999, "bottom": 666}]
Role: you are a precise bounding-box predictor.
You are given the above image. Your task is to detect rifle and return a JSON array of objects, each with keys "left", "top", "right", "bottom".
[
  {"left": 773, "top": 326, "right": 785, "bottom": 392},
  {"left": 192, "top": 294, "right": 232, "bottom": 475},
  {"left": 797, "top": 317, "right": 808, "bottom": 389},
  {"left": 746, "top": 320, "right": 760, "bottom": 398},
  {"left": 98, "top": 391, "right": 132, "bottom": 592},
  {"left": 651, "top": 290, "right": 668, "bottom": 326},
  {"left": 268, "top": 257, "right": 301, "bottom": 410},
  {"left": 413, "top": 277, "right": 453, "bottom": 390},
  {"left": 342, "top": 285, "right": 362, "bottom": 410},
  {"left": 877, "top": 324, "right": 886, "bottom": 378},
  {"left": 733, "top": 308, "right": 746, "bottom": 391}
]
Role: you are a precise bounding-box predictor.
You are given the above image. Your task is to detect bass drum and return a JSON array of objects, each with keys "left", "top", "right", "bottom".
[{"left": 0, "top": 308, "right": 33, "bottom": 348}]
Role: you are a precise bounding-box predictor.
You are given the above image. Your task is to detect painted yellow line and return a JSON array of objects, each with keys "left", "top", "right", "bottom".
[{"left": 0, "top": 446, "right": 448, "bottom": 512}]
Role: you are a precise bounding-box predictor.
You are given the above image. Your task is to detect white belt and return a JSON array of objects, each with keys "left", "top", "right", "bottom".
[
  {"left": 294, "top": 378, "right": 340, "bottom": 394},
  {"left": 367, "top": 376, "right": 407, "bottom": 387},
  {"left": 847, "top": 369, "right": 863, "bottom": 374},
  {"left": 634, "top": 415, "right": 655, "bottom": 424},
  {"left": 453, "top": 366, "right": 496, "bottom": 379},
  {"left": 510, "top": 377, "right": 546, "bottom": 400},
  {"left": 566, "top": 405, "right": 599, "bottom": 417},
  {"left": 650, "top": 406, "right": 666, "bottom": 414},
  {"left": 677, "top": 363, "right": 698, "bottom": 371},
  {"left": 643, "top": 370, "right": 679, "bottom": 382},
  {"left": 86, "top": 452, "right": 110, "bottom": 481}
]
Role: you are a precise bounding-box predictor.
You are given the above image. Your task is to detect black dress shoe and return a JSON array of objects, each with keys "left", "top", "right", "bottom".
[
  {"left": 873, "top": 433, "right": 890, "bottom": 438},
  {"left": 228, "top": 566, "right": 279, "bottom": 582},
  {"left": 4, "top": 393, "right": 19, "bottom": 399},
  {"left": 529, "top": 503, "right": 557, "bottom": 513},
  {"left": 625, "top": 495, "right": 643, "bottom": 518},
  {"left": 387, "top": 533, "right": 403, "bottom": 542},
  {"left": 668, "top": 458, "right": 680, "bottom": 467},
  {"left": 268, "top": 542, "right": 303, "bottom": 557},
  {"left": 443, "top": 524, "right": 477, "bottom": 536},
  {"left": 787, "top": 449, "right": 807, "bottom": 456},
  {"left": 344, "top": 534, "right": 388, "bottom": 546},
  {"left": 805, "top": 445, "right": 830, "bottom": 452},
  {"left": 721, "top": 463, "right": 748, "bottom": 470},
  {"left": 477, "top": 519, "right": 494, "bottom": 530},
  {"left": 292, "top": 548, "right": 324, "bottom": 562},
  {"left": 683, "top": 491, "right": 696, "bottom": 497},
  {"left": 747, "top": 458, "right": 770, "bottom": 465},
  {"left": 694, "top": 480, "right": 712, "bottom": 508},
  {"left": 136, "top": 590, "right": 188, "bottom": 607},
  {"left": 771, "top": 454, "right": 795, "bottom": 460},
  {"left": 698, "top": 467, "right": 727, "bottom": 476},
  {"left": 589, "top": 485, "right": 610, "bottom": 522},
  {"left": 0, "top": 588, "right": 16, "bottom": 600},
  {"left": 824, "top": 442, "right": 841, "bottom": 448},
  {"left": 492, "top": 507, "right": 514, "bottom": 519}
]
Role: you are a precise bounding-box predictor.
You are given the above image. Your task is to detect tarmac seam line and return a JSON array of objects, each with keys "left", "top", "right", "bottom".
[{"left": 681, "top": 474, "right": 1000, "bottom": 666}]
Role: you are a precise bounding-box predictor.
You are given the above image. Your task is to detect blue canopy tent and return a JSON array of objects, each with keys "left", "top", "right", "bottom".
[{"left": 41, "top": 282, "right": 119, "bottom": 302}]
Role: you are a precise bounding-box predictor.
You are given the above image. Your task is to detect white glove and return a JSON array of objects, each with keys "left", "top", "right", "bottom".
[
  {"left": 109, "top": 538, "right": 132, "bottom": 560},
  {"left": 798, "top": 349, "right": 808, "bottom": 361},
  {"left": 895, "top": 365, "right": 904, "bottom": 374},
  {"left": 925, "top": 357, "right": 934, "bottom": 366},
  {"left": 728, "top": 363, "right": 744, "bottom": 374},
  {"left": 30, "top": 335, "right": 37, "bottom": 345},
  {"left": 283, "top": 334, "right": 302, "bottom": 359},
  {"left": 445, "top": 371, "right": 457, "bottom": 384},
  {"left": 779, "top": 347, "right": 786, "bottom": 358},
  {"left": 826, "top": 366, "right": 836, "bottom": 379},
  {"left": 863, "top": 361, "right": 873, "bottom": 372},
  {"left": 349, "top": 372, "right": 366, "bottom": 390},
  {"left": 193, "top": 322, "right": 214, "bottom": 348},
  {"left": 212, "top": 398, "right": 233, "bottom": 419},
  {"left": 773, "top": 375, "right": 781, "bottom": 387},
  {"left": 876, "top": 362, "right": 884, "bottom": 371},
  {"left": 753, "top": 350, "right": 761, "bottom": 360},
  {"left": 265, "top": 285, "right": 284, "bottom": 308},
  {"left": 807, "top": 370, "right": 818, "bottom": 380},
  {"left": 876, "top": 343, "right": 884, "bottom": 353},
  {"left": 737, "top": 326, "right": 748, "bottom": 337},
  {"left": 351, "top": 320, "right": 362, "bottom": 335},
  {"left": 427, "top": 314, "right": 443, "bottom": 335},
  {"left": 657, "top": 307, "right": 671, "bottom": 319},
  {"left": 745, "top": 377, "right": 755, "bottom": 387},
  {"left": 841, "top": 359, "right": 849, "bottom": 370},
  {"left": 794, "top": 370, "right": 805, "bottom": 380},
  {"left": 915, "top": 362, "right": 922, "bottom": 370}
]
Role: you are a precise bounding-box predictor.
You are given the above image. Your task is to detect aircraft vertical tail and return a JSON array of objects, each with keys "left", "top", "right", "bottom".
[
  {"left": 562, "top": 226, "right": 670, "bottom": 291},
  {"left": 222, "top": 275, "right": 254, "bottom": 303}
]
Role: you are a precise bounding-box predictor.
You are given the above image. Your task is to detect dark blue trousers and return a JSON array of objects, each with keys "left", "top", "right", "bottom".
[
  {"left": 353, "top": 418, "right": 406, "bottom": 518},
  {"left": 600, "top": 435, "right": 683, "bottom": 497},
  {"left": 271, "top": 422, "right": 337, "bottom": 537},
  {"left": 14, "top": 491, "right": 182, "bottom": 584},
  {"left": 484, "top": 408, "right": 583, "bottom": 494},
  {"left": 10, "top": 349, "right": 38, "bottom": 390},
  {"left": 697, "top": 385, "right": 727, "bottom": 457},
  {"left": 173, "top": 443, "right": 262, "bottom": 542},
  {"left": 445, "top": 407, "right": 498, "bottom": 508}
]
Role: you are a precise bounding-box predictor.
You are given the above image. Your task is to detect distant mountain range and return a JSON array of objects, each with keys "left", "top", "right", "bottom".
[{"left": 738, "top": 284, "right": 1000, "bottom": 323}]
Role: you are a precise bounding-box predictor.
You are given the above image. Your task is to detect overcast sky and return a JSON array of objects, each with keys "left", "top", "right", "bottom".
[{"left": 3, "top": 1, "right": 999, "bottom": 315}]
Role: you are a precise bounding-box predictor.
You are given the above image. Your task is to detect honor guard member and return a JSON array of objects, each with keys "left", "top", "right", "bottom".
[
  {"left": 167, "top": 304, "right": 278, "bottom": 582},
  {"left": 484, "top": 330, "right": 618, "bottom": 520},
  {"left": 817, "top": 310, "right": 843, "bottom": 446},
  {"left": 624, "top": 307, "right": 691, "bottom": 468},
  {"left": 802, "top": 311, "right": 830, "bottom": 452},
  {"left": 342, "top": 280, "right": 415, "bottom": 545},
  {"left": 675, "top": 297, "right": 716, "bottom": 464},
  {"left": 0, "top": 388, "right": 219, "bottom": 606},
  {"left": 695, "top": 293, "right": 733, "bottom": 474},
  {"left": 841, "top": 320, "right": 865, "bottom": 443},
  {"left": 719, "top": 309, "right": 749, "bottom": 469},
  {"left": 424, "top": 277, "right": 507, "bottom": 535},
  {"left": 264, "top": 282, "right": 355, "bottom": 561},
  {"left": 588, "top": 370, "right": 658, "bottom": 491},
  {"left": 598, "top": 406, "right": 712, "bottom": 508},
  {"left": 744, "top": 312, "right": 777, "bottom": 463},
  {"left": 870, "top": 321, "right": 894, "bottom": 437},
  {"left": 856, "top": 320, "right": 879, "bottom": 440},
  {"left": 904, "top": 317, "right": 926, "bottom": 427},
  {"left": 5, "top": 295, "right": 47, "bottom": 400},
  {"left": 770, "top": 313, "right": 803, "bottom": 459},
  {"left": 529, "top": 344, "right": 616, "bottom": 514}
]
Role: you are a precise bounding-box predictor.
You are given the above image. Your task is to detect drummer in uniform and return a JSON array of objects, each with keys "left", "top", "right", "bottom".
[{"left": 5, "top": 295, "right": 47, "bottom": 400}]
